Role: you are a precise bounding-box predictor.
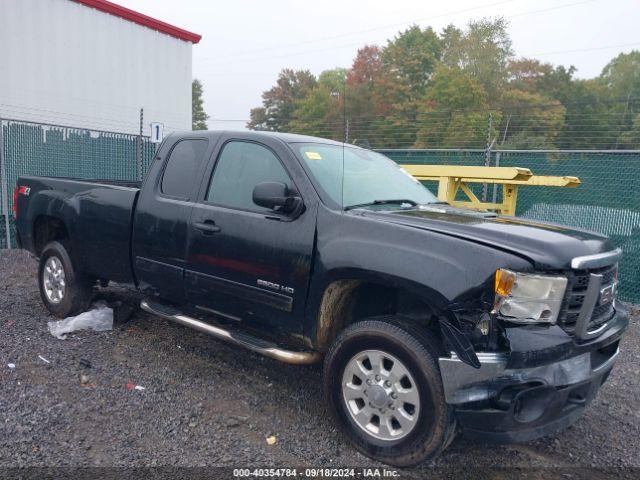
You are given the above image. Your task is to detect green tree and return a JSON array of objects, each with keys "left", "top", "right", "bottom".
[
  {"left": 600, "top": 51, "right": 640, "bottom": 99},
  {"left": 554, "top": 79, "right": 617, "bottom": 149},
  {"left": 507, "top": 58, "right": 554, "bottom": 93},
  {"left": 381, "top": 25, "right": 442, "bottom": 99},
  {"left": 426, "top": 65, "right": 489, "bottom": 110},
  {"left": 440, "top": 25, "right": 464, "bottom": 69},
  {"left": 619, "top": 113, "right": 640, "bottom": 148},
  {"left": 441, "top": 18, "right": 513, "bottom": 102},
  {"left": 359, "top": 26, "right": 441, "bottom": 147},
  {"left": 192, "top": 79, "right": 209, "bottom": 130},
  {"left": 318, "top": 68, "right": 348, "bottom": 93},
  {"left": 599, "top": 51, "right": 640, "bottom": 148},
  {"left": 247, "top": 69, "right": 317, "bottom": 131},
  {"left": 247, "top": 19, "right": 636, "bottom": 151},
  {"left": 499, "top": 89, "right": 565, "bottom": 148},
  {"left": 443, "top": 111, "right": 499, "bottom": 148},
  {"left": 414, "top": 66, "right": 490, "bottom": 147},
  {"left": 506, "top": 62, "right": 616, "bottom": 149},
  {"left": 288, "top": 68, "right": 347, "bottom": 140}
]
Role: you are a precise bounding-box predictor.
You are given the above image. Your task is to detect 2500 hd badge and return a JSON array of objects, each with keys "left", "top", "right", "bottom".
[{"left": 258, "top": 279, "right": 295, "bottom": 295}]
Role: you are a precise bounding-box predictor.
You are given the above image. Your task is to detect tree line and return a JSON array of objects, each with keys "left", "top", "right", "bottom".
[{"left": 247, "top": 18, "right": 640, "bottom": 150}]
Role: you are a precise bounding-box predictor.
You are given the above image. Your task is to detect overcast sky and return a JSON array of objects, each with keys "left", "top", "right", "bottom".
[{"left": 117, "top": 0, "right": 639, "bottom": 130}]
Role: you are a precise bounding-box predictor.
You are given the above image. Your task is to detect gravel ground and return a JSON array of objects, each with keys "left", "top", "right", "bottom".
[{"left": 1, "top": 249, "right": 639, "bottom": 479}]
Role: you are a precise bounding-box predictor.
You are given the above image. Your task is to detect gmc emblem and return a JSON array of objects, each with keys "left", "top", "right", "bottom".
[{"left": 599, "top": 284, "right": 616, "bottom": 305}]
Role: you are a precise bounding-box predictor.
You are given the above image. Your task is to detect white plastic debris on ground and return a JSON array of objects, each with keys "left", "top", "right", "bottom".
[{"left": 47, "top": 304, "right": 114, "bottom": 339}]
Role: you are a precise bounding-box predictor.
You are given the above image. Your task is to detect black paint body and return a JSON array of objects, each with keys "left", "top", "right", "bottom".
[
  {"left": 15, "top": 130, "right": 626, "bottom": 351},
  {"left": 15, "top": 130, "right": 631, "bottom": 442}
]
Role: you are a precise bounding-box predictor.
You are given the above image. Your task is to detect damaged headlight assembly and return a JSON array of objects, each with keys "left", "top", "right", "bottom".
[{"left": 493, "top": 269, "right": 567, "bottom": 324}]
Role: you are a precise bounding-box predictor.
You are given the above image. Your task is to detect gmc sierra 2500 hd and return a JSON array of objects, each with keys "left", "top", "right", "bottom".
[{"left": 14, "top": 131, "right": 628, "bottom": 466}]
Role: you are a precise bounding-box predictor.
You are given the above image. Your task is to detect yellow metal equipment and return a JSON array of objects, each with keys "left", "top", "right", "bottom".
[{"left": 400, "top": 164, "right": 581, "bottom": 216}]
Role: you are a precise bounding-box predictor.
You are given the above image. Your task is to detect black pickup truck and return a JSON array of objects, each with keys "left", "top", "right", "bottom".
[{"left": 14, "top": 131, "right": 628, "bottom": 466}]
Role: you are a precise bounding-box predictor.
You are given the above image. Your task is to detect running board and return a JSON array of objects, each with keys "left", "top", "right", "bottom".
[{"left": 140, "top": 300, "right": 321, "bottom": 365}]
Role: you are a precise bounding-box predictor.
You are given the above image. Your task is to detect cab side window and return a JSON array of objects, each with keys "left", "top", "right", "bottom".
[
  {"left": 161, "top": 139, "right": 208, "bottom": 198},
  {"left": 206, "top": 141, "right": 292, "bottom": 212}
]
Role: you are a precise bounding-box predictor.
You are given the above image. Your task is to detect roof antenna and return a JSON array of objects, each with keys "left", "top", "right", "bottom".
[{"left": 341, "top": 76, "right": 346, "bottom": 212}]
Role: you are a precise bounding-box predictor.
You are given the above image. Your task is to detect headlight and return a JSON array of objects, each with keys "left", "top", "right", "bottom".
[{"left": 494, "top": 269, "right": 567, "bottom": 324}]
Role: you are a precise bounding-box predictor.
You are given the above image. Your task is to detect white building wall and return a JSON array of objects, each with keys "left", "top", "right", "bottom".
[{"left": 0, "top": 0, "right": 192, "bottom": 135}]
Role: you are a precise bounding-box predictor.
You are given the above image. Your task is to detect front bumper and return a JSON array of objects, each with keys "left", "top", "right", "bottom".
[{"left": 438, "top": 304, "right": 629, "bottom": 443}]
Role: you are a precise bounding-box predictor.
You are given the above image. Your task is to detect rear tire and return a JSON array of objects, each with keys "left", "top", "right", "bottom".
[
  {"left": 323, "top": 316, "right": 456, "bottom": 467},
  {"left": 39, "top": 241, "right": 93, "bottom": 318}
]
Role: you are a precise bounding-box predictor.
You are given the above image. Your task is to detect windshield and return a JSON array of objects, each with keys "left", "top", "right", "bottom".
[{"left": 296, "top": 143, "right": 439, "bottom": 209}]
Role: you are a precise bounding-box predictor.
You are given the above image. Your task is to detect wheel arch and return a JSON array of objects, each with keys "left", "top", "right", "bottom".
[
  {"left": 26, "top": 189, "right": 78, "bottom": 256},
  {"left": 32, "top": 214, "right": 70, "bottom": 256},
  {"left": 308, "top": 269, "right": 451, "bottom": 351}
]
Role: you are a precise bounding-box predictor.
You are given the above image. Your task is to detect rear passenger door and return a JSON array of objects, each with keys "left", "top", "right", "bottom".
[
  {"left": 185, "top": 137, "right": 316, "bottom": 344},
  {"left": 133, "top": 136, "right": 212, "bottom": 304}
]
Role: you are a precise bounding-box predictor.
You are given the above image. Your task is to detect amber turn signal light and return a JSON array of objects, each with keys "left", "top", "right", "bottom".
[{"left": 495, "top": 268, "right": 516, "bottom": 296}]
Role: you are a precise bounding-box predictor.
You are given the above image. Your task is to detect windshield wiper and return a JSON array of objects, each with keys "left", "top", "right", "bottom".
[{"left": 344, "top": 199, "right": 418, "bottom": 211}]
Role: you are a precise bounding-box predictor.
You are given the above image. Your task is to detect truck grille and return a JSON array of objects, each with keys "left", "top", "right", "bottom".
[{"left": 559, "top": 264, "right": 617, "bottom": 338}]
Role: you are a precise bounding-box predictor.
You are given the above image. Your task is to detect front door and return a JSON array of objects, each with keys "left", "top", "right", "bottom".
[{"left": 185, "top": 139, "right": 316, "bottom": 343}]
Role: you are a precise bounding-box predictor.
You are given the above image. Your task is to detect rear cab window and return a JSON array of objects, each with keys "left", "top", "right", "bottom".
[{"left": 161, "top": 139, "right": 209, "bottom": 198}]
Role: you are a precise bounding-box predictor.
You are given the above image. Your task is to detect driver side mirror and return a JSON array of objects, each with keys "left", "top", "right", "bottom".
[{"left": 252, "top": 181, "right": 303, "bottom": 216}]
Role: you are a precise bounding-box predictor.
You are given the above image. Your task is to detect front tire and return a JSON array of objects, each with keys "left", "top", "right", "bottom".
[
  {"left": 323, "top": 317, "right": 456, "bottom": 467},
  {"left": 39, "top": 241, "right": 92, "bottom": 318}
]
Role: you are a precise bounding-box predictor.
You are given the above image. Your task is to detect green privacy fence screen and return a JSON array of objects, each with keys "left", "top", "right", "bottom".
[
  {"left": 382, "top": 149, "right": 640, "bottom": 303},
  {"left": 0, "top": 118, "right": 156, "bottom": 250},
  {"left": 1, "top": 119, "right": 638, "bottom": 303}
]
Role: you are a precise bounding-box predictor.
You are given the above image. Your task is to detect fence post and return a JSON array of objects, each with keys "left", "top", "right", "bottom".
[
  {"left": 482, "top": 113, "right": 494, "bottom": 202},
  {"left": 0, "top": 117, "right": 11, "bottom": 249},
  {"left": 492, "top": 151, "right": 501, "bottom": 204},
  {"left": 136, "top": 108, "right": 144, "bottom": 181}
]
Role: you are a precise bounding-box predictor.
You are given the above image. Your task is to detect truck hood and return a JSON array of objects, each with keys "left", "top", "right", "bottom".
[{"left": 358, "top": 205, "right": 613, "bottom": 269}]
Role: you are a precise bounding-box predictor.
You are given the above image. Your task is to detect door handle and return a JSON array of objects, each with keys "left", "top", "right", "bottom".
[{"left": 194, "top": 220, "right": 221, "bottom": 234}]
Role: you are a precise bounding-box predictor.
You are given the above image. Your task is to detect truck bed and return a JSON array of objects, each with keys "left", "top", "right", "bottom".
[{"left": 16, "top": 175, "right": 141, "bottom": 284}]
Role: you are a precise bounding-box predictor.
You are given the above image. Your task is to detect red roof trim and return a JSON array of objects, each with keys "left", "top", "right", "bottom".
[{"left": 71, "top": 0, "right": 201, "bottom": 43}]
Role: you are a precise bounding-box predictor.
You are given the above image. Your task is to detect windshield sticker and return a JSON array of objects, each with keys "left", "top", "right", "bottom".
[{"left": 305, "top": 151, "right": 322, "bottom": 160}]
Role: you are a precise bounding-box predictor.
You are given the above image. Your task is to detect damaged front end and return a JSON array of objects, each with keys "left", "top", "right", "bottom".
[{"left": 436, "top": 250, "right": 629, "bottom": 442}]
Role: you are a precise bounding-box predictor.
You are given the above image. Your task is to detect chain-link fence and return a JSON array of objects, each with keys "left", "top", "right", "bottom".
[
  {"left": 1, "top": 118, "right": 638, "bottom": 302},
  {"left": 383, "top": 149, "right": 640, "bottom": 303},
  {"left": 0, "top": 118, "right": 156, "bottom": 249}
]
